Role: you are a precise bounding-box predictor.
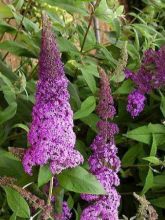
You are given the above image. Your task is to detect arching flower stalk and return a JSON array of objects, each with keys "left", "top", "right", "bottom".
[
  {"left": 22, "top": 15, "right": 83, "bottom": 175},
  {"left": 81, "top": 69, "right": 121, "bottom": 220},
  {"left": 44, "top": 178, "right": 72, "bottom": 220}
]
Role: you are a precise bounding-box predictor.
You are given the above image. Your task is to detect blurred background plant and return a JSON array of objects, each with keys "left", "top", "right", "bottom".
[{"left": 0, "top": 0, "right": 165, "bottom": 219}]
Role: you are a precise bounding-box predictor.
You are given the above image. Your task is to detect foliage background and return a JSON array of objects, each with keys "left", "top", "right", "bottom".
[{"left": 0, "top": 0, "right": 165, "bottom": 219}]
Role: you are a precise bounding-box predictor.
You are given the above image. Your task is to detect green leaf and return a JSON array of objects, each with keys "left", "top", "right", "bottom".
[
  {"left": 160, "top": 91, "right": 165, "bottom": 117},
  {"left": 0, "top": 125, "right": 8, "bottom": 145},
  {"left": 57, "top": 37, "right": 79, "bottom": 53},
  {"left": 111, "top": 71, "right": 125, "bottom": 83},
  {"left": 9, "top": 213, "right": 17, "bottom": 220},
  {"left": 150, "top": 196, "right": 165, "bottom": 208},
  {"left": 68, "top": 82, "right": 81, "bottom": 109},
  {"left": 22, "top": 17, "right": 40, "bottom": 33},
  {"left": 67, "top": 194, "right": 74, "bottom": 209},
  {"left": 143, "top": 156, "right": 161, "bottom": 165},
  {"left": 125, "top": 124, "right": 165, "bottom": 146},
  {"left": 112, "top": 18, "right": 121, "bottom": 41},
  {"left": 150, "top": 135, "right": 157, "bottom": 156},
  {"left": 114, "top": 80, "right": 134, "bottom": 94},
  {"left": 76, "top": 140, "right": 88, "bottom": 160},
  {"left": 115, "top": 5, "right": 124, "bottom": 16},
  {"left": 95, "top": 0, "right": 113, "bottom": 22},
  {"left": 142, "top": 168, "right": 153, "bottom": 194},
  {"left": 128, "top": 12, "right": 146, "bottom": 24},
  {"left": 38, "top": 165, "right": 52, "bottom": 187},
  {"left": 3, "top": 186, "right": 30, "bottom": 218},
  {"left": 80, "top": 65, "right": 97, "bottom": 94},
  {"left": 0, "top": 149, "right": 24, "bottom": 178},
  {"left": 81, "top": 113, "right": 99, "bottom": 132},
  {"left": 42, "top": 0, "right": 87, "bottom": 15},
  {"left": 98, "top": 45, "right": 117, "bottom": 67},
  {"left": 127, "top": 43, "right": 139, "bottom": 60},
  {"left": 74, "top": 96, "right": 96, "bottom": 120},
  {"left": 14, "top": 0, "right": 24, "bottom": 10},
  {"left": 0, "top": 3, "right": 13, "bottom": 18},
  {"left": 1, "top": 84, "right": 16, "bottom": 104},
  {"left": 0, "top": 71, "right": 16, "bottom": 104},
  {"left": 0, "top": 41, "right": 37, "bottom": 58},
  {"left": 0, "top": 102, "right": 17, "bottom": 125},
  {"left": 74, "top": 208, "right": 80, "bottom": 220},
  {"left": 122, "top": 145, "right": 140, "bottom": 166},
  {"left": 125, "top": 125, "right": 151, "bottom": 144},
  {"left": 0, "top": 22, "right": 16, "bottom": 35},
  {"left": 133, "top": 28, "right": 140, "bottom": 51},
  {"left": 12, "top": 123, "right": 29, "bottom": 132},
  {"left": 0, "top": 72, "right": 15, "bottom": 92},
  {"left": 76, "top": 203, "right": 82, "bottom": 219},
  {"left": 58, "top": 166, "right": 106, "bottom": 194},
  {"left": 148, "top": 123, "right": 165, "bottom": 134},
  {"left": 148, "top": 123, "right": 165, "bottom": 146},
  {"left": 153, "top": 175, "right": 165, "bottom": 188},
  {"left": 132, "top": 23, "right": 162, "bottom": 39},
  {"left": 81, "top": 62, "right": 99, "bottom": 78},
  {"left": 0, "top": 59, "right": 16, "bottom": 81}
]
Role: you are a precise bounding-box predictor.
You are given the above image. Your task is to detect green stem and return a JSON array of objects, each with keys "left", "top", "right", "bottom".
[
  {"left": 80, "top": 14, "right": 93, "bottom": 52},
  {"left": 80, "top": 0, "right": 101, "bottom": 52},
  {"left": 47, "top": 177, "right": 54, "bottom": 205}
]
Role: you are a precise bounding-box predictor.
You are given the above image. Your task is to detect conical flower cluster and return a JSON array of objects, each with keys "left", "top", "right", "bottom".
[
  {"left": 127, "top": 89, "right": 146, "bottom": 118},
  {"left": 125, "top": 46, "right": 165, "bottom": 117},
  {"left": 81, "top": 69, "right": 121, "bottom": 220},
  {"left": 22, "top": 15, "right": 83, "bottom": 175}
]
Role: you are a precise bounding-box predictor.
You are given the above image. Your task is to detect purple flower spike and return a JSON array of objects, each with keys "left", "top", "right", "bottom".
[
  {"left": 96, "top": 69, "right": 116, "bottom": 119},
  {"left": 22, "top": 15, "right": 83, "bottom": 175},
  {"left": 126, "top": 46, "right": 165, "bottom": 117},
  {"left": 81, "top": 189, "right": 120, "bottom": 220},
  {"left": 127, "top": 89, "right": 146, "bottom": 118},
  {"left": 81, "top": 69, "right": 120, "bottom": 220}
]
